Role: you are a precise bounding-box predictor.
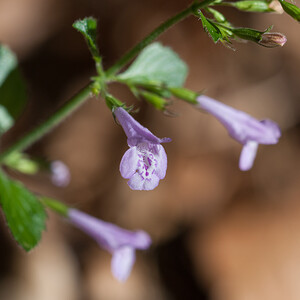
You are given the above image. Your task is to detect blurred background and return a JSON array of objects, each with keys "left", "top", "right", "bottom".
[{"left": 0, "top": 0, "right": 300, "bottom": 299}]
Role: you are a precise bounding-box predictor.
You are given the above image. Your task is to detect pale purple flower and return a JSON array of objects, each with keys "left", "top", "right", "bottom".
[
  {"left": 114, "top": 107, "right": 171, "bottom": 190},
  {"left": 68, "top": 209, "right": 151, "bottom": 282},
  {"left": 196, "top": 95, "right": 281, "bottom": 171},
  {"left": 51, "top": 160, "right": 70, "bottom": 187}
]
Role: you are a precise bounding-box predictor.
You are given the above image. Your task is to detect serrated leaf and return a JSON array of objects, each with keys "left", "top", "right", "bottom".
[
  {"left": 73, "top": 17, "right": 100, "bottom": 59},
  {"left": 118, "top": 42, "right": 188, "bottom": 88},
  {"left": 199, "top": 11, "right": 222, "bottom": 43},
  {"left": 0, "top": 170, "right": 47, "bottom": 251}
]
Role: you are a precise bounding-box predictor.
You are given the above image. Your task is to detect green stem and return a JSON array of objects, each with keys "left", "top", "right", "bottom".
[
  {"left": 105, "top": 0, "right": 215, "bottom": 77},
  {"left": 40, "top": 197, "right": 68, "bottom": 217},
  {"left": 0, "top": 0, "right": 215, "bottom": 162},
  {"left": 0, "top": 84, "right": 92, "bottom": 162}
]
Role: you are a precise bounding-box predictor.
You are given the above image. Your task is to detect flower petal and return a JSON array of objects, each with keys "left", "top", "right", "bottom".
[
  {"left": 127, "top": 173, "right": 144, "bottom": 190},
  {"left": 155, "top": 145, "right": 167, "bottom": 179},
  {"left": 129, "top": 230, "right": 152, "bottom": 249},
  {"left": 127, "top": 172, "right": 160, "bottom": 191},
  {"left": 114, "top": 107, "right": 161, "bottom": 146},
  {"left": 143, "top": 174, "right": 160, "bottom": 191},
  {"left": 260, "top": 119, "right": 281, "bottom": 143},
  {"left": 111, "top": 246, "right": 135, "bottom": 282},
  {"left": 239, "top": 141, "right": 259, "bottom": 171},
  {"left": 120, "top": 147, "right": 139, "bottom": 179}
]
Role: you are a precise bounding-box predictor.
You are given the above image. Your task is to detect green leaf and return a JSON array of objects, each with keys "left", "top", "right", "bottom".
[
  {"left": 199, "top": 11, "right": 222, "bottom": 43},
  {"left": 0, "top": 68, "right": 27, "bottom": 121},
  {"left": 73, "top": 17, "right": 100, "bottom": 59},
  {"left": 0, "top": 45, "right": 17, "bottom": 87},
  {"left": 0, "top": 105, "right": 14, "bottom": 135},
  {"left": 0, "top": 170, "right": 47, "bottom": 251},
  {"left": 117, "top": 42, "right": 188, "bottom": 88},
  {"left": 0, "top": 44, "right": 27, "bottom": 123},
  {"left": 206, "top": 8, "right": 226, "bottom": 23},
  {"left": 279, "top": 0, "right": 300, "bottom": 21}
]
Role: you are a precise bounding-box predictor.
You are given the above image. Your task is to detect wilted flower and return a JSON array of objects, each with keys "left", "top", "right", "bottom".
[
  {"left": 114, "top": 107, "right": 171, "bottom": 190},
  {"left": 196, "top": 95, "right": 281, "bottom": 171},
  {"left": 68, "top": 209, "right": 151, "bottom": 282},
  {"left": 51, "top": 160, "right": 70, "bottom": 187}
]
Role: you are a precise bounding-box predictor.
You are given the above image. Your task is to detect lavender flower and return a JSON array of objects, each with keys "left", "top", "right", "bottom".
[
  {"left": 51, "top": 160, "right": 70, "bottom": 187},
  {"left": 196, "top": 95, "right": 281, "bottom": 171},
  {"left": 68, "top": 209, "right": 151, "bottom": 282},
  {"left": 114, "top": 107, "right": 171, "bottom": 190}
]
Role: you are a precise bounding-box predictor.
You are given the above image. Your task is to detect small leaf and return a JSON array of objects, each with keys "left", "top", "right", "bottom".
[
  {"left": 0, "top": 45, "right": 17, "bottom": 87},
  {"left": 199, "top": 11, "right": 222, "bottom": 43},
  {"left": 0, "top": 105, "right": 14, "bottom": 135},
  {"left": 73, "top": 17, "right": 100, "bottom": 59},
  {"left": 0, "top": 68, "right": 27, "bottom": 121},
  {"left": 118, "top": 42, "right": 188, "bottom": 88},
  {"left": 0, "top": 44, "right": 27, "bottom": 123},
  {"left": 0, "top": 170, "right": 47, "bottom": 251},
  {"left": 279, "top": 0, "right": 300, "bottom": 21},
  {"left": 206, "top": 8, "right": 226, "bottom": 23}
]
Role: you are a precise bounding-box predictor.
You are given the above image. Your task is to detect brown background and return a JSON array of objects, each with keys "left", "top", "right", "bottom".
[{"left": 0, "top": 0, "right": 300, "bottom": 299}]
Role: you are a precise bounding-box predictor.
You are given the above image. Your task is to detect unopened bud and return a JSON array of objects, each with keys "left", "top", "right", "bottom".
[
  {"left": 259, "top": 32, "right": 287, "bottom": 47},
  {"left": 168, "top": 87, "right": 198, "bottom": 104},
  {"left": 140, "top": 90, "right": 169, "bottom": 110},
  {"left": 233, "top": 0, "right": 270, "bottom": 12}
]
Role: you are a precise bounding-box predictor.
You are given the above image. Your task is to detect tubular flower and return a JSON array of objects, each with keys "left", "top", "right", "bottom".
[
  {"left": 68, "top": 209, "right": 151, "bottom": 282},
  {"left": 196, "top": 95, "right": 281, "bottom": 171},
  {"left": 114, "top": 107, "right": 171, "bottom": 190}
]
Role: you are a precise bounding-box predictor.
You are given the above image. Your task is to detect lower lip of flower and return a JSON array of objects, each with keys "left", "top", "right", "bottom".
[{"left": 136, "top": 143, "right": 158, "bottom": 179}]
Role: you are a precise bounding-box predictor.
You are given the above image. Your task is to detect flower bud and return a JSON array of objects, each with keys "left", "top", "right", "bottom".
[
  {"left": 233, "top": 0, "right": 271, "bottom": 12},
  {"left": 279, "top": 0, "right": 300, "bottom": 21},
  {"left": 259, "top": 32, "right": 287, "bottom": 47},
  {"left": 140, "top": 90, "right": 169, "bottom": 110},
  {"left": 168, "top": 87, "right": 198, "bottom": 104}
]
